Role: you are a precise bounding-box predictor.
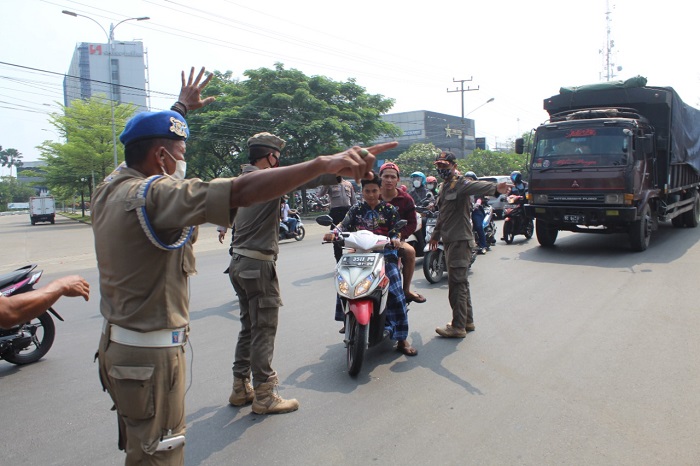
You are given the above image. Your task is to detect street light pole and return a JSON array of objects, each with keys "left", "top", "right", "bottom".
[{"left": 62, "top": 10, "right": 149, "bottom": 168}]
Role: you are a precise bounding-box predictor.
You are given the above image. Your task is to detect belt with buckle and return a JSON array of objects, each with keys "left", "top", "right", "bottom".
[
  {"left": 231, "top": 248, "right": 277, "bottom": 261},
  {"left": 103, "top": 320, "right": 187, "bottom": 348}
]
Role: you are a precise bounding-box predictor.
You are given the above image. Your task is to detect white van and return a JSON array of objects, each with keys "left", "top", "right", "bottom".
[{"left": 478, "top": 175, "right": 510, "bottom": 218}]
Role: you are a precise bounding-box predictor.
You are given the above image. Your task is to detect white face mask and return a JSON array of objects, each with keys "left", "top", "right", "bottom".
[
  {"left": 427, "top": 183, "right": 435, "bottom": 190},
  {"left": 413, "top": 179, "right": 422, "bottom": 188},
  {"left": 164, "top": 149, "right": 187, "bottom": 180}
]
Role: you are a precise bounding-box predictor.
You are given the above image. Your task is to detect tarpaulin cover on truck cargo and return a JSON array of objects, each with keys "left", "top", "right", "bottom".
[{"left": 548, "top": 77, "right": 700, "bottom": 173}]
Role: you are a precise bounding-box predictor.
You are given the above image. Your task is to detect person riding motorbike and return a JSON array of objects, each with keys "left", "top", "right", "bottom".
[
  {"left": 280, "top": 195, "right": 298, "bottom": 234},
  {"left": 426, "top": 176, "right": 439, "bottom": 198},
  {"left": 408, "top": 171, "right": 434, "bottom": 207},
  {"left": 509, "top": 171, "right": 528, "bottom": 196}
]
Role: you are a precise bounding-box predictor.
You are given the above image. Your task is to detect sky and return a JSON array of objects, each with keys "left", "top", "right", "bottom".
[{"left": 1, "top": 0, "right": 698, "bottom": 174}]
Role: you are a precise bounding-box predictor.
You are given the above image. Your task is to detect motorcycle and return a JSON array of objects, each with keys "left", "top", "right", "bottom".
[
  {"left": 317, "top": 215, "right": 407, "bottom": 376},
  {"left": 0, "top": 264, "right": 63, "bottom": 365},
  {"left": 482, "top": 204, "right": 498, "bottom": 246},
  {"left": 422, "top": 210, "right": 446, "bottom": 284},
  {"left": 279, "top": 211, "right": 305, "bottom": 241},
  {"left": 502, "top": 194, "right": 534, "bottom": 244},
  {"left": 422, "top": 210, "right": 477, "bottom": 284}
]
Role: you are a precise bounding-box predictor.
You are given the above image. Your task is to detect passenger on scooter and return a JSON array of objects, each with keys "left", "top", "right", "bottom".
[
  {"left": 408, "top": 171, "right": 434, "bottom": 206},
  {"left": 379, "top": 162, "right": 426, "bottom": 304},
  {"left": 426, "top": 176, "right": 439, "bottom": 198},
  {"left": 324, "top": 174, "right": 418, "bottom": 356}
]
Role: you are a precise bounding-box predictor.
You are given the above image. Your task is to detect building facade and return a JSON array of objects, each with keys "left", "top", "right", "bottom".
[
  {"left": 63, "top": 41, "right": 148, "bottom": 112},
  {"left": 373, "top": 110, "right": 476, "bottom": 162}
]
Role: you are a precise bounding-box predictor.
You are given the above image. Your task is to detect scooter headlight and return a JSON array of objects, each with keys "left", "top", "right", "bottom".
[
  {"left": 354, "top": 273, "right": 375, "bottom": 296},
  {"left": 337, "top": 275, "right": 350, "bottom": 295}
]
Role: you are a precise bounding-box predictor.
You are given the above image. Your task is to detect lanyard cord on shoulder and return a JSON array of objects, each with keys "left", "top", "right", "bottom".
[{"left": 136, "top": 175, "right": 194, "bottom": 251}]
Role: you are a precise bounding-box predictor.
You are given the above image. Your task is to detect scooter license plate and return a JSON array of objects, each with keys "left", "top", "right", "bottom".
[
  {"left": 341, "top": 255, "right": 375, "bottom": 267},
  {"left": 564, "top": 214, "right": 584, "bottom": 223}
]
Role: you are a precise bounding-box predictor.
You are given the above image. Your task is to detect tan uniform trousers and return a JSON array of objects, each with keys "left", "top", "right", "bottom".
[
  {"left": 98, "top": 330, "right": 186, "bottom": 466},
  {"left": 444, "top": 240, "right": 474, "bottom": 329},
  {"left": 228, "top": 253, "right": 282, "bottom": 386}
]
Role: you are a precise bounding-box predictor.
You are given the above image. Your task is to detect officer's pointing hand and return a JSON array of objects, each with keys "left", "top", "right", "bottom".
[{"left": 328, "top": 142, "right": 398, "bottom": 183}]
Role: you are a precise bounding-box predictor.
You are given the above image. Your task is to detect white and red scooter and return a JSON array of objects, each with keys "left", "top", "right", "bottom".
[{"left": 317, "top": 215, "right": 407, "bottom": 376}]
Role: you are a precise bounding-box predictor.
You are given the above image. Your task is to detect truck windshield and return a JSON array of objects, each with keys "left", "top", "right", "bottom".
[{"left": 532, "top": 127, "right": 630, "bottom": 169}]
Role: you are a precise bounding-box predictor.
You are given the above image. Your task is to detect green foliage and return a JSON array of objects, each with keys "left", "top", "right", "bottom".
[
  {"left": 458, "top": 148, "right": 530, "bottom": 179},
  {"left": 37, "top": 97, "right": 135, "bottom": 199},
  {"left": 0, "top": 176, "right": 36, "bottom": 211},
  {"left": 0, "top": 146, "right": 23, "bottom": 169},
  {"left": 186, "top": 64, "right": 399, "bottom": 179},
  {"left": 392, "top": 143, "right": 442, "bottom": 175}
]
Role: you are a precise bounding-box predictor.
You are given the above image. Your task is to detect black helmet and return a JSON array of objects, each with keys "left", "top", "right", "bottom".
[
  {"left": 511, "top": 171, "right": 522, "bottom": 185},
  {"left": 465, "top": 171, "right": 477, "bottom": 181}
]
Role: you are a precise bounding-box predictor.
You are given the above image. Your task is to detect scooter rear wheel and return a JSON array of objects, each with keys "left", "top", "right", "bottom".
[
  {"left": 346, "top": 313, "right": 367, "bottom": 376},
  {"left": 2, "top": 311, "right": 55, "bottom": 365}
]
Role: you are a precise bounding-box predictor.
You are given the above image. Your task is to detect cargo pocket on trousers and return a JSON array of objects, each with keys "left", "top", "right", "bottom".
[
  {"left": 449, "top": 259, "right": 469, "bottom": 283},
  {"left": 108, "top": 365, "right": 156, "bottom": 420}
]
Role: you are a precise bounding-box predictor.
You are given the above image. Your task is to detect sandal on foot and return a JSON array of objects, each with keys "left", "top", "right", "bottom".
[
  {"left": 406, "top": 292, "right": 426, "bottom": 304},
  {"left": 397, "top": 341, "right": 418, "bottom": 356}
]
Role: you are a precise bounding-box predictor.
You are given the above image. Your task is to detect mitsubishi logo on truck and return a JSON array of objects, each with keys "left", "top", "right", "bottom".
[{"left": 571, "top": 180, "right": 580, "bottom": 188}]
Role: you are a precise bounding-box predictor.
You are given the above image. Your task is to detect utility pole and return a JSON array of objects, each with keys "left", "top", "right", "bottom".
[{"left": 447, "top": 77, "right": 479, "bottom": 158}]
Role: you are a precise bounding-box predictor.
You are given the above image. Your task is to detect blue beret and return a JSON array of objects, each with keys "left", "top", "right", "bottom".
[{"left": 119, "top": 110, "right": 189, "bottom": 147}]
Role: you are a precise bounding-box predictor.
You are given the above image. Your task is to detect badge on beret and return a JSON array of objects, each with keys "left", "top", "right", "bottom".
[{"left": 170, "top": 117, "right": 188, "bottom": 138}]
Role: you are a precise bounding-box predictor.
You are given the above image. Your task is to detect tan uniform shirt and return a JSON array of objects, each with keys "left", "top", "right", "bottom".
[
  {"left": 317, "top": 180, "right": 355, "bottom": 208},
  {"left": 433, "top": 176, "right": 497, "bottom": 244},
  {"left": 92, "top": 167, "right": 234, "bottom": 332},
  {"left": 232, "top": 165, "right": 337, "bottom": 255}
]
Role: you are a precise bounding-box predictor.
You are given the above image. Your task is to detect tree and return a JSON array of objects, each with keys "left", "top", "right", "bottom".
[
  {"left": 0, "top": 146, "right": 23, "bottom": 170},
  {"left": 0, "top": 176, "right": 35, "bottom": 211},
  {"left": 392, "top": 143, "right": 442, "bottom": 175},
  {"left": 37, "top": 97, "right": 135, "bottom": 202},
  {"left": 185, "top": 64, "right": 400, "bottom": 180}
]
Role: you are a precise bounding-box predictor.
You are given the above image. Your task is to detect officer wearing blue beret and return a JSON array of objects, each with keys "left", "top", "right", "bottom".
[{"left": 92, "top": 67, "right": 395, "bottom": 464}]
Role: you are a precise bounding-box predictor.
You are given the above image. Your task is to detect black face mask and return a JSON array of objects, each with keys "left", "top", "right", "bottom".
[
  {"left": 437, "top": 167, "right": 453, "bottom": 180},
  {"left": 266, "top": 153, "right": 280, "bottom": 168}
]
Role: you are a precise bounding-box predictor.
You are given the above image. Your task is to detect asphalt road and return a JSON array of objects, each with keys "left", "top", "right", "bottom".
[{"left": 2, "top": 213, "right": 700, "bottom": 465}]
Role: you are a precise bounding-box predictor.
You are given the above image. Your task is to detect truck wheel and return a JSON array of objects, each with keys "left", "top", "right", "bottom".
[
  {"left": 629, "top": 204, "right": 652, "bottom": 252},
  {"left": 536, "top": 220, "right": 558, "bottom": 247},
  {"left": 683, "top": 191, "right": 700, "bottom": 228}
]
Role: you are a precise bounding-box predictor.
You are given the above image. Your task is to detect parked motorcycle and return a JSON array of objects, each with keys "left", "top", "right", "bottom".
[
  {"left": 279, "top": 211, "right": 305, "bottom": 241},
  {"left": 317, "top": 215, "right": 407, "bottom": 376},
  {"left": 502, "top": 194, "right": 534, "bottom": 244},
  {"left": 0, "top": 264, "right": 63, "bottom": 365}
]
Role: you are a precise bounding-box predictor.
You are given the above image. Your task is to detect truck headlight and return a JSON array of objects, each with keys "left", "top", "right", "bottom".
[
  {"left": 533, "top": 194, "right": 548, "bottom": 204},
  {"left": 604, "top": 194, "right": 624, "bottom": 204}
]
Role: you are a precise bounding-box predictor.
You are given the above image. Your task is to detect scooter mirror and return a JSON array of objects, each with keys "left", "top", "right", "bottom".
[{"left": 316, "top": 215, "right": 334, "bottom": 227}]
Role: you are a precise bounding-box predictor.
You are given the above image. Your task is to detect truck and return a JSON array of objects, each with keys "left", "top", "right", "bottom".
[
  {"left": 29, "top": 196, "right": 55, "bottom": 225},
  {"left": 515, "top": 76, "right": 700, "bottom": 251}
]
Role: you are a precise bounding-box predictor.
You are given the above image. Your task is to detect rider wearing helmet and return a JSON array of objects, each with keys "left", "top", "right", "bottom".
[
  {"left": 408, "top": 171, "right": 433, "bottom": 206},
  {"left": 426, "top": 176, "right": 438, "bottom": 197},
  {"left": 509, "top": 171, "right": 528, "bottom": 196}
]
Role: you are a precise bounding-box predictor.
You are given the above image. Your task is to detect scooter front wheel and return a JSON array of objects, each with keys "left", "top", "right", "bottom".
[
  {"left": 346, "top": 313, "right": 367, "bottom": 376},
  {"left": 294, "top": 226, "right": 305, "bottom": 241},
  {"left": 503, "top": 220, "right": 515, "bottom": 244},
  {"left": 423, "top": 249, "right": 445, "bottom": 284}
]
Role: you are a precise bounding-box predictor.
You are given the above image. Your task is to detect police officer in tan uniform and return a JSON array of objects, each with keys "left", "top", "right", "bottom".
[
  {"left": 227, "top": 133, "right": 343, "bottom": 414},
  {"left": 429, "top": 151, "right": 508, "bottom": 338},
  {"left": 92, "top": 66, "right": 393, "bottom": 465}
]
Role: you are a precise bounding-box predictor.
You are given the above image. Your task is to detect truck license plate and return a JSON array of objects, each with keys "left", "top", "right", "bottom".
[{"left": 564, "top": 214, "right": 584, "bottom": 223}]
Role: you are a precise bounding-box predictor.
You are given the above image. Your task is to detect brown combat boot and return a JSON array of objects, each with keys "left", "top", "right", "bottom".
[
  {"left": 251, "top": 375, "right": 299, "bottom": 415},
  {"left": 228, "top": 377, "right": 254, "bottom": 406}
]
